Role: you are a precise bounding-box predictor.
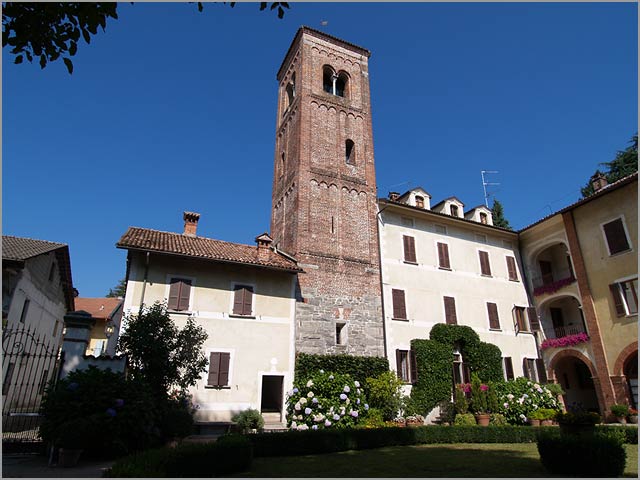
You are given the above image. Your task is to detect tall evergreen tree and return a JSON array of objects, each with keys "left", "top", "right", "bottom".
[
  {"left": 106, "top": 278, "right": 127, "bottom": 298},
  {"left": 491, "top": 199, "right": 512, "bottom": 230},
  {"left": 581, "top": 134, "right": 638, "bottom": 197}
]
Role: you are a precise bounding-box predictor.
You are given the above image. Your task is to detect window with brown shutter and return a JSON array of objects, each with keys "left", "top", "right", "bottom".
[
  {"left": 506, "top": 256, "right": 518, "bottom": 281},
  {"left": 527, "top": 307, "right": 540, "bottom": 331},
  {"left": 232, "top": 285, "right": 254, "bottom": 316},
  {"left": 603, "top": 218, "right": 631, "bottom": 255},
  {"left": 513, "top": 306, "right": 528, "bottom": 333},
  {"left": 396, "top": 349, "right": 410, "bottom": 382},
  {"left": 487, "top": 302, "right": 500, "bottom": 330},
  {"left": 207, "top": 352, "right": 231, "bottom": 387},
  {"left": 403, "top": 235, "right": 417, "bottom": 263},
  {"left": 503, "top": 357, "right": 514, "bottom": 380},
  {"left": 479, "top": 251, "right": 491, "bottom": 276},
  {"left": 392, "top": 289, "right": 407, "bottom": 320},
  {"left": 609, "top": 279, "right": 638, "bottom": 316},
  {"left": 522, "top": 357, "right": 530, "bottom": 380},
  {"left": 409, "top": 350, "right": 418, "bottom": 384},
  {"left": 536, "top": 359, "right": 547, "bottom": 383},
  {"left": 168, "top": 278, "right": 192, "bottom": 311},
  {"left": 444, "top": 296, "right": 457, "bottom": 325},
  {"left": 437, "top": 242, "right": 450, "bottom": 269}
]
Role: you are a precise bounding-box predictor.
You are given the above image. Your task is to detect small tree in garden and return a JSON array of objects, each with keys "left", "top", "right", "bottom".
[
  {"left": 454, "top": 385, "right": 469, "bottom": 414},
  {"left": 486, "top": 383, "right": 500, "bottom": 413},
  {"left": 365, "top": 371, "right": 405, "bottom": 421},
  {"left": 469, "top": 374, "right": 488, "bottom": 414}
]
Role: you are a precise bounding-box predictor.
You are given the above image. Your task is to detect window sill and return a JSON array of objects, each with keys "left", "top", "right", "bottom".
[
  {"left": 168, "top": 310, "right": 192, "bottom": 315},
  {"left": 509, "top": 278, "right": 520, "bottom": 282},
  {"left": 403, "top": 261, "right": 418, "bottom": 265},
  {"left": 609, "top": 248, "right": 632, "bottom": 257},
  {"left": 481, "top": 274, "right": 493, "bottom": 278},
  {"left": 489, "top": 328, "right": 502, "bottom": 332},
  {"left": 205, "top": 385, "right": 231, "bottom": 390},
  {"left": 438, "top": 266, "right": 452, "bottom": 271},
  {"left": 229, "top": 314, "right": 256, "bottom": 319},
  {"left": 392, "top": 317, "right": 409, "bottom": 322}
]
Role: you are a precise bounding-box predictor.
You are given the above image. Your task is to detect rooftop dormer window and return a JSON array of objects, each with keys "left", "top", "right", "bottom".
[
  {"left": 415, "top": 196, "right": 424, "bottom": 209},
  {"left": 450, "top": 205, "right": 459, "bottom": 217},
  {"left": 480, "top": 212, "right": 488, "bottom": 224}
]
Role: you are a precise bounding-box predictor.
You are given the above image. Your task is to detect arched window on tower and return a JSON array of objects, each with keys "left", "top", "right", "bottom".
[
  {"left": 345, "top": 139, "right": 355, "bottom": 165},
  {"left": 322, "top": 67, "right": 348, "bottom": 98},
  {"left": 286, "top": 72, "right": 295, "bottom": 106},
  {"left": 323, "top": 66, "right": 335, "bottom": 94},
  {"left": 335, "top": 72, "right": 348, "bottom": 97}
]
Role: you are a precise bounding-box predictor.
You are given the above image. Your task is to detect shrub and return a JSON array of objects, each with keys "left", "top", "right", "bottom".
[
  {"left": 537, "top": 408, "right": 556, "bottom": 421},
  {"left": 469, "top": 374, "right": 488, "bottom": 414},
  {"left": 543, "top": 382, "right": 565, "bottom": 397},
  {"left": 537, "top": 430, "right": 626, "bottom": 477},
  {"left": 454, "top": 385, "right": 468, "bottom": 414},
  {"left": 610, "top": 404, "right": 630, "bottom": 417},
  {"left": 556, "top": 411, "right": 601, "bottom": 425},
  {"left": 406, "top": 339, "right": 453, "bottom": 416},
  {"left": 489, "top": 413, "right": 507, "bottom": 426},
  {"left": 529, "top": 410, "right": 545, "bottom": 421},
  {"left": 358, "top": 408, "right": 386, "bottom": 429},
  {"left": 454, "top": 413, "right": 476, "bottom": 426},
  {"left": 493, "top": 377, "right": 561, "bottom": 425},
  {"left": 365, "top": 371, "right": 405, "bottom": 421},
  {"left": 286, "top": 371, "right": 368, "bottom": 430},
  {"left": 232, "top": 409, "right": 264, "bottom": 431},
  {"left": 159, "top": 390, "right": 196, "bottom": 439}
]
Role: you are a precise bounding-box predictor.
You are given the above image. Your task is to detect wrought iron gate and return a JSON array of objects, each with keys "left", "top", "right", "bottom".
[{"left": 2, "top": 324, "right": 61, "bottom": 449}]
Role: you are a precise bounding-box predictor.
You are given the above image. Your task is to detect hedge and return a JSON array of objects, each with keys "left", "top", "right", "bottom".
[
  {"left": 105, "top": 434, "right": 252, "bottom": 477},
  {"left": 406, "top": 339, "right": 452, "bottom": 415}
]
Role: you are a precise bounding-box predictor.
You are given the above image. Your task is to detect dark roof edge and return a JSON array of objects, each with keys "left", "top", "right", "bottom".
[
  {"left": 519, "top": 172, "right": 638, "bottom": 233},
  {"left": 277, "top": 26, "right": 370, "bottom": 80}
]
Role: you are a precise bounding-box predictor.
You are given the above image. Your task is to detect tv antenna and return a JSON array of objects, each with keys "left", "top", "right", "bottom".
[{"left": 481, "top": 170, "right": 500, "bottom": 207}]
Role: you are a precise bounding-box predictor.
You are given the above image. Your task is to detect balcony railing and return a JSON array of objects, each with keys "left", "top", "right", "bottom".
[
  {"left": 532, "top": 268, "right": 576, "bottom": 296},
  {"left": 552, "top": 324, "right": 586, "bottom": 339}
]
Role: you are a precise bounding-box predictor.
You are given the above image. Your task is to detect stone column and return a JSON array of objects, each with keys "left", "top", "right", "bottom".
[{"left": 60, "top": 310, "right": 95, "bottom": 379}]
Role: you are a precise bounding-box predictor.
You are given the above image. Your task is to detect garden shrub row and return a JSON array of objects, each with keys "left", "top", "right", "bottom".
[
  {"left": 295, "top": 353, "right": 388, "bottom": 386},
  {"left": 105, "top": 435, "right": 252, "bottom": 477}
]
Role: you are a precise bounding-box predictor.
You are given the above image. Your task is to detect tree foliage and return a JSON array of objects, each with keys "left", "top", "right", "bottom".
[
  {"left": 106, "top": 277, "right": 127, "bottom": 298},
  {"left": 118, "top": 302, "right": 208, "bottom": 397},
  {"left": 3, "top": 2, "right": 290, "bottom": 74},
  {"left": 491, "top": 199, "right": 512, "bottom": 230},
  {"left": 581, "top": 134, "right": 638, "bottom": 197}
]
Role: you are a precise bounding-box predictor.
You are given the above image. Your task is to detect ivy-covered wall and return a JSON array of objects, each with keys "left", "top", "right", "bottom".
[
  {"left": 295, "top": 353, "right": 389, "bottom": 382},
  {"left": 407, "top": 324, "right": 504, "bottom": 416}
]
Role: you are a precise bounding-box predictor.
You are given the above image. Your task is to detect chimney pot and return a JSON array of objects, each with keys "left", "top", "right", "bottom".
[
  {"left": 183, "top": 211, "right": 200, "bottom": 236},
  {"left": 389, "top": 191, "right": 400, "bottom": 201},
  {"left": 590, "top": 171, "right": 608, "bottom": 193},
  {"left": 255, "top": 232, "right": 273, "bottom": 250}
]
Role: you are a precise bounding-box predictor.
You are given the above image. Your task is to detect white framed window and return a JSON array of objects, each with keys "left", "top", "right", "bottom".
[
  {"left": 230, "top": 282, "right": 256, "bottom": 317},
  {"left": 165, "top": 275, "right": 195, "bottom": 312},
  {"left": 601, "top": 216, "right": 632, "bottom": 256},
  {"left": 206, "top": 348, "right": 234, "bottom": 388},
  {"left": 610, "top": 277, "right": 638, "bottom": 317}
]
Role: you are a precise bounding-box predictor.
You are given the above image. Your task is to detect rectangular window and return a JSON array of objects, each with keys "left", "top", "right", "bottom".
[
  {"left": 19, "top": 298, "right": 30, "bottom": 323},
  {"left": 437, "top": 242, "right": 450, "bottom": 269},
  {"left": 453, "top": 353, "right": 471, "bottom": 385},
  {"left": 450, "top": 205, "right": 459, "bottom": 217},
  {"left": 475, "top": 234, "right": 487, "bottom": 244},
  {"left": 479, "top": 212, "right": 488, "bottom": 224},
  {"left": 403, "top": 235, "right": 417, "bottom": 263},
  {"left": 487, "top": 302, "right": 500, "bottom": 330},
  {"left": 603, "top": 218, "right": 631, "bottom": 255},
  {"left": 207, "top": 352, "right": 231, "bottom": 387},
  {"left": 536, "top": 358, "right": 548, "bottom": 383},
  {"left": 506, "top": 256, "right": 518, "bottom": 281},
  {"left": 610, "top": 279, "right": 638, "bottom": 316},
  {"left": 527, "top": 306, "right": 540, "bottom": 331},
  {"left": 479, "top": 251, "right": 491, "bottom": 276},
  {"left": 336, "top": 323, "right": 346, "bottom": 345},
  {"left": 232, "top": 285, "right": 254, "bottom": 316},
  {"left": 444, "top": 296, "right": 457, "bottom": 325},
  {"left": 396, "top": 349, "right": 417, "bottom": 384},
  {"left": 392, "top": 289, "right": 407, "bottom": 320},
  {"left": 503, "top": 357, "right": 514, "bottom": 380},
  {"left": 168, "top": 278, "right": 192, "bottom": 311},
  {"left": 522, "top": 358, "right": 537, "bottom": 381},
  {"left": 513, "top": 307, "right": 529, "bottom": 333},
  {"left": 415, "top": 196, "right": 425, "bottom": 209},
  {"left": 435, "top": 224, "right": 447, "bottom": 235}
]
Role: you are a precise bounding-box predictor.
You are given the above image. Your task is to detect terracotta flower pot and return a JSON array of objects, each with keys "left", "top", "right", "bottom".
[
  {"left": 529, "top": 419, "right": 541, "bottom": 427},
  {"left": 541, "top": 419, "right": 553, "bottom": 426},
  {"left": 475, "top": 414, "right": 490, "bottom": 426},
  {"left": 616, "top": 417, "right": 627, "bottom": 425}
]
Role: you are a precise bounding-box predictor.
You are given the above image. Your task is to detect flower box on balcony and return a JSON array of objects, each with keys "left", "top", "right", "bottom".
[
  {"left": 533, "top": 276, "right": 576, "bottom": 297},
  {"left": 540, "top": 333, "right": 589, "bottom": 350}
]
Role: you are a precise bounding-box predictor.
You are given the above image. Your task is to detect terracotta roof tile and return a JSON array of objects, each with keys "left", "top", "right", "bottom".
[
  {"left": 2, "top": 236, "right": 66, "bottom": 261},
  {"left": 116, "top": 227, "right": 301, "bottom": 272},
  {"left": 75, "top": 298, "right": 123, "bottom": 319}
]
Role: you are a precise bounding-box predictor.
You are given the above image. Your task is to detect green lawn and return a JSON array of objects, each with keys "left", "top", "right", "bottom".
[{"left": 233, "top": 443, "right": 638, "bottom": 478}]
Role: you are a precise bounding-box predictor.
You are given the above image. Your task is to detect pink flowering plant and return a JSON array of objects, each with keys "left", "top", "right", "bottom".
[
  {"left": 494, "top": 377, "right": 561, "bottom": 425},
  {"left": 540, "top": 333, "right": 589, "bottom": 350},
  {"left": 286, "top": 370, "right": 368, "bottom": 431},
  {"left": 533, "top": 276, "right": 576, "bottom": 297}
]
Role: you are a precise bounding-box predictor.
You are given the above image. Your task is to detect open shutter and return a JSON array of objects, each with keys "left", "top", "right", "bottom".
[
  {"left": 410, "top": 350, "right": 418, "bottom": 384},
  {"left": 479, "top": 251, "right": 491, "bottom": 276},
  {"left": 609, "top": 284, "right": 626, "bottom": 317},
  {"left": 168, "top": 279, "right": 180, "bottom": 310},
  {"left": 218, "top": 352, "right": 230, "bottom": 386},
  {"left": 444, "top": 296, "right": 457, "bottom": 325},
  {"left": 395, "top": 349, "right": 403, "bottom": 377},
  {"left": 513, "top": 307, "right": 521, "bottom": 335},
  {"left": 208, "top": 352, "right": 221, "bottom": 386},
  {"left": 242, "top": 286, "right": 253, "bottom": 316},
  {"left": 392, "top": 289, "right": 407, "bottom": 319},
  {"left": 504, "top": 357, "right": 514, "bottom": 380},
  {"left": 233, "top": 287, "right": 244, "bottom": 315},
  {"left": 536, "top": 359, "right": 548, "bottom": 383},
  {"left": 522, "top": 358, "right": 530, "bottom": 380},
  {"left": 178, "top": 279, "right": 191, "bottom": 311},
  {"left": 487, "top": 302, "right": 500, "bottom": 329},
  {"left": 403, "top": 235, "right": 416, "bottom": 263},
  {"left": 527, "top": 307, "right": 540, "bottom": 331},
  {"left": 506, "top": 256, "right": 518, "bottom": 281}
]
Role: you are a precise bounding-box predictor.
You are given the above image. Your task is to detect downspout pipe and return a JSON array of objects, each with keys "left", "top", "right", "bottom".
[{"left": 138, "top": 251, "right": 150, "bottom": 316}]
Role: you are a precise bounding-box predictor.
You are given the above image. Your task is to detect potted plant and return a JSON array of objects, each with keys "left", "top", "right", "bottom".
[
  {"left": 231, "top": 408, "right": 264, "bottom": 434},
  {"left": 628, "top": 408, "right": 638, "bottom": 424},
  {"left": 392, "top": 416, "right": 406, "bottom": 427},
  {"left": 469, "top": 374, "right": 490, "bottom": 426},
  {"left": 406, "top": 414, "right": 424, "bottom": 427},
  {"left": 538, "top": 408, "right": 557, "bottom": 426},
  {"left": 529, "top": 409, "right": 544, "bottom": 427},
  {"left": 56, "top": 417, "right": 94, "bottom": 467},
  {"left": 556, "top": 410, "right": 601, "bottom": 435},
  {"left": 610, "top": 404, "right": 629, "bottom": 424}
]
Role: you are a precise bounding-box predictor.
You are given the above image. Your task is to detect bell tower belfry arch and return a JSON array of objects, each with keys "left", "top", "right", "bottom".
[{"left": 271, "top": 27, "right": 384, "bottom": 356}]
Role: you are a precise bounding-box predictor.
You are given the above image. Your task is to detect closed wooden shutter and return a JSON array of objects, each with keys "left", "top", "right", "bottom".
[
  {"left": 487, "top": 302, "right": 500, "bottom": 329},
  {"left": 603, "top": 219, "right": 630, "bottom": 254},
  {"left": 444, "top": 296, "right": 457, "bottom": 325},
  {"left": 438, "top": 242, "right": 450, "bottom": 269},
  {"left": 403, "top": 235, "right": 416, "bottom": 263},
  {"left": 504, "top": 357, "right": 514, "bottom": 380},
  {"left": 536, "top": 358, "right": 548, "bottom": 383},
  {"left": 527, "top": 307, "right": 540, "bottom": 331},
  {"left": 242, "top": 286, "right": 253, "bottom": 316},
  {"left": 479, "top": 251, "right": 491, "bottom": 276},
  {"left": 609, "top": 284, "right": 626, "bottom": 316},
  {"left": 208, "top": 352, "right": 221, "bottom": 386},
  {"left": 522, "top": 358, "right": 530, "bottom": 379},
  {"left": 506, "top": 256, "right": 518, "bottom": 281},
  {"left": 410, "top": 350, "right": 418, "bottom": 384},
  {"left": 168, "top": 279, "right": 181, "bottom": 310},
  {"left": 233, "top": 287, "right": 244, "bottom": 315},
  {"left": 178, "top": 279, "right": 191, "bottom": 311},
  {"left": 392, "top": 289, "right": 407, "bottom": 319},
  {"left": 218, "top": 352, "right": 230, "bottom": 386}
]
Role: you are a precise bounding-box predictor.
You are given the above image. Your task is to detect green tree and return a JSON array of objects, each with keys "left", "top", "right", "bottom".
[
  {"left": 3, "top": 2, "right": 290, "bottom": 74},
  {"left": 581, "top": 134, "right": 638, "bottom": 197},
  {"left": 491, "top": 199, "right": 512, "bottom": 230},
  {"left": 106, "top": 277, "right": 127, "bottom": 298},
  {"left": 117, "top": 302, "right": 208, "bottom": 397}
]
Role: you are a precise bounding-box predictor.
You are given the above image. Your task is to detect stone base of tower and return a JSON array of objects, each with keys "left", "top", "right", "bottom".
[{"left": 294, "top": 289, "right": 384, "bottom": 357}]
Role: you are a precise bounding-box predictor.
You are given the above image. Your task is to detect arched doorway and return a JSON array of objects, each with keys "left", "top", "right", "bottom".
[
  {"left": 624, "top": 352, "right": 638, "bottom": 408},
  {"left": 554, "top": 356, "right": 599, "bottom": 412}
]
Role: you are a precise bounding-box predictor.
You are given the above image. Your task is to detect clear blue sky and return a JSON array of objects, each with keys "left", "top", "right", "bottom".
[{"left": 3, "top": 2, "right": 637, "bottom": 297}]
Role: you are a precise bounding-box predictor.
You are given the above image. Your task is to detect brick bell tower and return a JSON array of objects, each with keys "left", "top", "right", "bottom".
[{"left": 271, "top": 27, "right": 384, "bottom": 357}]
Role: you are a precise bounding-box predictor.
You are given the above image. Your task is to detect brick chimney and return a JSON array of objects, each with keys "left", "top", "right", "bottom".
[
  {"left": 183, "top": 211, "right": 200, "bottom": 237},
  {"left": 255, "top": 233, "right": 273, "bottom": 259},
  {"left": 590, "top": 171, "right": 608, "bottom": 192},
  {"left": 389, "top": 192, "right": 400, "bottom": 201}
]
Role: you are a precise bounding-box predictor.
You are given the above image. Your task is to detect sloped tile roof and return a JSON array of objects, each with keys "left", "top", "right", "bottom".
[
  {"left": 75, "top": 298, "right": 123, "bottom": 319},
  {"left": 116, "top": 227, "right": 301, "bottom": 272},
  {"left": 2, "top": 236, "right": 66, "bottom": 261}
]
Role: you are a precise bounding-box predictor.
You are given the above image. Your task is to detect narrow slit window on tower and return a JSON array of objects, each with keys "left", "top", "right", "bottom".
[
  {"left": 280, "top": 152, "right": 285, "bottom": 178},
  {"left": 336, "top": 322, "right": 346, "bottom": 345},
  {"left": 345, "top": 139, "right": 355, "bottom": 165},
  {"left": 331, "top": 216, "right": 335, "bottom": 234}
]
